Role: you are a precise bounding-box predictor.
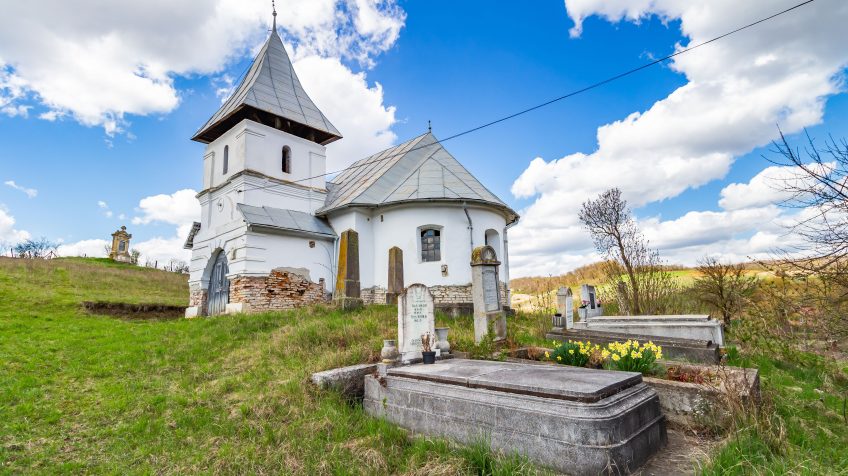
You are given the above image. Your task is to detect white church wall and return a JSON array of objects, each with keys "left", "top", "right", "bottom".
[
  {"left": 328, "top": 210, "right": 375, "bottom": 288},
  {"left": 240, "top": 176, "right": 327, "bottom": 215},
  {"left": 330, "top": 204, "right": 508, "bottom": 291},
  {"left": 203, "top": 123, "right": 247, "bottom": 190},
  {"left": 243, "top": 120, "right": 327, "bottom": 191},
  {"left": 243, "top": 231, "right": 334, "bottom": 286}
]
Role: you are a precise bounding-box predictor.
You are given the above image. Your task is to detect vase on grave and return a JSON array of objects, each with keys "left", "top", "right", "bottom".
[
  {"left": 381, "top": 339, "right": 399, "bottom": 363},
  {"left": 435, "top": 327, "right": 451, "bottom": 354}
]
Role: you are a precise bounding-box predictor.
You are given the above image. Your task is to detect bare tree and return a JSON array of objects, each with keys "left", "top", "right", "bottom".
[
  {"left": 14, "top": 237, "right": 57, "bottom": 259},
  {"left": 580, "top": 189, "right": 643, "bottom": 313},
  {"left": 692, "top": 257, "right": 757, "bottom": 326},
  {"left": 767, "top": 129, "right": 848, "bottom": 286},
  {"left": 130, "top": 249, "right": 141, "bottom": 265},
  {"left": 579, "top": 188, "right": 678, "bottom": 315}
]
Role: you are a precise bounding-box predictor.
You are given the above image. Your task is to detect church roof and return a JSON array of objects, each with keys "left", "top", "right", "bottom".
[
  {"left": 238, "top": 204, "right": 336, "bottom": 238},
  {"left": 316, "top": 132, "right": 518, "bottom": 222},
  {"left": 192, "top": 30, "right": 342, "bottom": 145}
]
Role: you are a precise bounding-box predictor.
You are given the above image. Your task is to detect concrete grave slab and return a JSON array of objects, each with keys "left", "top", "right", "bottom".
[
  {"left": 388, "top": 359, "right": 642, "bottom": 403},
  {"left": 366, "top": 359, "right": 667, "bottom": 475},
  {"left": 573, "top": 314, "right": 725, "bottom": 346}
]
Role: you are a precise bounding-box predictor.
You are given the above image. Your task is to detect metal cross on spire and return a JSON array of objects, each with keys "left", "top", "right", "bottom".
[{"left": 272, "top": 0, "right": 277, "bottom": 31}]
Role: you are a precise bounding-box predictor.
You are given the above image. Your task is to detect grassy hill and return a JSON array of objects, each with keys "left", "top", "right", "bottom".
[
  {"left": 0, "top": 258, "right": 545, "bottom": 474},
  {"left": 2, "top": 257, "right": 846, "bottom": 474}
]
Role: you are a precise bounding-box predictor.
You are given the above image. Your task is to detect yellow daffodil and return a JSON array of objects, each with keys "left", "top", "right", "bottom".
[
  {"left": 557, "top": 355, "right": 562, "bottom": 361},
  {"left": 612, "top": 354, "right": 620, "bottom": 361},
  {"left": 544, "top": 351, "right": 550, "bottom": 359},
  {"left": 568, "top": 349, "right": 575, "bottom": 355}
]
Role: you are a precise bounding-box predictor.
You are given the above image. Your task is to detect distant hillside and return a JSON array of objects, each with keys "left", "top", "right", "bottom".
[
  {"left": 0, "top": 257, "right": 188, "bottom": 318},
  {"left": 511, "top": 260, "right": 770, "bottom": 296}
]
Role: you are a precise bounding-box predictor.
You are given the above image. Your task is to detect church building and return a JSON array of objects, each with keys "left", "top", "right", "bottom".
[{"left": 184, "top": 14, "right": 519, "bottom": 317}]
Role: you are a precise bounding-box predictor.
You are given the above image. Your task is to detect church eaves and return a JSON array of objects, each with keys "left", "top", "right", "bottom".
[
  {"left": 191, "top": 29, "right": 342, "bottom": 145},
  {"left": 317, "top": 133, "right": 519, "bottom": 223}
]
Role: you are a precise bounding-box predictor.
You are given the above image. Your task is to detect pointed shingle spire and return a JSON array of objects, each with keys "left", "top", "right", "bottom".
[{"left": 192, "top": 10, "right": 342, "bottom": 145}]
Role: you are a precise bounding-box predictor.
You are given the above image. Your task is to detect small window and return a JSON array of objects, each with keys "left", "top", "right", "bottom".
[
  {"left": 282, "top": 146, "right": 292, "bottom": 174},
  {"left": 420, "top": 228, "right": 441, "bottom": 262},
  {"left": 223, "top": 145, "right": 229, "bottom": 175}
]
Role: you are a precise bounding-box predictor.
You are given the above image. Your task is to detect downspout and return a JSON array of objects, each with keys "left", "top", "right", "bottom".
[
  {"left": 503, "top": 220, "right": 517, "bottom": 307},
  {"left": 463, "top": 204, "right": 474, "bottom": 252}
]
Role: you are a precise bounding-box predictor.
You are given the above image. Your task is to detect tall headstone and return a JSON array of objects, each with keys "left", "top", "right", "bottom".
[
  {"left": 386, "top": 246, "right": 404, "bottom": 305},
  {"left": 471, "top": 245, "right": 506, "bottom": 343},
  {"left": 554, "top": 287, "right": 574, "bottom": 330},
  {"left": 578, "top": 284, "right": 603, "bottom": 320},
  {"left": 398, "top": 283, "right": 435, "bottom": 362},
  {"left": 334, "top": 229, "right": 363, "bottom": 310}
]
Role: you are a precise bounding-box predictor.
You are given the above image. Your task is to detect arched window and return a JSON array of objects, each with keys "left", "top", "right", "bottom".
[
  {"left": 223, "top": 145, "right": 229, "bottom": 175},
  {"left": 282, "top": 146, "right": 292, "bottom": 174},
  {"left": 420, "top": 228, "right": 441, "bottom": 262}
]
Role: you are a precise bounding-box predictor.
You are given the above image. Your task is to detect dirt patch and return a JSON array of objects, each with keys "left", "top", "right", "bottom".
[{"left": 81, "top": 301, "right": 184, "bottom": 319}]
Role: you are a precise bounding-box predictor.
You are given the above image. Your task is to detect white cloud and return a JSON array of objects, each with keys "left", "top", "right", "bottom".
[
  {"left": 132, "top": 189, "right": 200, "bottom": 226},
  {"left": 97, "top": 200, "right": 108, "bottom": 209},
  {"left": 509, "top": 0, "right": 848, "bottom": 277},
  {"left": 56, "top": 239, "right": 108, "bottom": 258},
  {"left": 4, "top": 180, "right": 37, "bottom": 198},
  {"left": 718, "top": 162, "right": 835, "bottom": 210},
  {"left": 0, "top": 0, "right": 405, "bottom": 136},
  {"left": 294, "top": 55, "right": 397, "bottom": 169},
  {"left": 131, "top": 223, "right": 194, "bottom": 266},
  {"left": 0, "top": 205, "right": 31, "bottom": 245}
]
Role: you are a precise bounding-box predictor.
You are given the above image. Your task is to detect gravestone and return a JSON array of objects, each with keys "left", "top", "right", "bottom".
[
  {"left": 471, "top": 246, "right": 506, "bottom": 343},
  {"left": 578, "top": 284, "right": 602, "bottom": 320},
  {"left": 398, "top": 283, "right": 435, "bottom": 362},
  {"left": 553, "top": 287, "right": 574, "bottom": 330},
  {"left": 334, "top": 229, "right": 363, "bottom": 310},
  {"left": 386, "top": 246, "right": 404, "bottom": 305}
]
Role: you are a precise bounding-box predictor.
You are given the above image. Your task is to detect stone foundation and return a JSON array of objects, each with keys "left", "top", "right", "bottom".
[
  {"left": 361, "top": 282, "right": 509, "bottom": 317},
  {"left": 361, "top": 286, "right": 388, "bottom": 305},
  {"left": 188, "top": 289, "right": 208, "bottom": 317},
  {"left": 229, "top": 270, "right": 327, "bottom": 312}
]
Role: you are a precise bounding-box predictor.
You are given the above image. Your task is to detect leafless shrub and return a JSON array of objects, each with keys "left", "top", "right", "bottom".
[
  {"left": 767, "top": 129, "right": 848, "bottom": 286},
  {"left": 692, "top": 257, "right": 758, "bottom": 326},
  {"left": 580, "top": 188, "right": 679, "bottom": 315},
  {"left": 13, "top": 237, "right": 57, "bottom": 259}
]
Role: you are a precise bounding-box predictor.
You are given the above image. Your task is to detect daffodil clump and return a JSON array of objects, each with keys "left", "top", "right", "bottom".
[
  {"left": 545, "top": 340, "right": 600, "bottom": 367},
  {"left": 545, "top": 339, "right": 663, "bottom": 374},
  {"left": 604, "top": 340, "right": 663, "bottom": 373}
]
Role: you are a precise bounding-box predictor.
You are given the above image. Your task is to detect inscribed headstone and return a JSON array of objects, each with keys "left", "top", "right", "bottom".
[{"left": 398, "top": 283, "right": 435, "bottom": 361}]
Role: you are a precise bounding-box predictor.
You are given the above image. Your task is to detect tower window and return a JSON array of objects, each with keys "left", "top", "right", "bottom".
[
  {"left": 420, "top": 228, "right": 441, "bottom": 262},
  {"left": 223, "top": 145, "right": 229, "bottom": 175},
  {"left": 282, "top": 146, "right": 292, "bottom": 174}
]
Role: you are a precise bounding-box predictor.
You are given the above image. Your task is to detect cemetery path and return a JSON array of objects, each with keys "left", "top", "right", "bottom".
[{"left": 635, "top": 429, "right": 719, "bottom": 475}]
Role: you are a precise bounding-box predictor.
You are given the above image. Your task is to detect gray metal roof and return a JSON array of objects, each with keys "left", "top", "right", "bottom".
[
  {"left": 238, "top": 204, "right": 336, "bottom": 237},
  {"left": 192, "top": 30, "right": 341, "bottom": 143},
  {"left": 317, "top": 133, "right": 518, "bottom": 222}
]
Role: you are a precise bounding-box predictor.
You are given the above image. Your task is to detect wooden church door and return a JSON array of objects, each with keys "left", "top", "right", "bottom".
[{"left": 208, "top": 251, "right": 230, "bottom": 315}]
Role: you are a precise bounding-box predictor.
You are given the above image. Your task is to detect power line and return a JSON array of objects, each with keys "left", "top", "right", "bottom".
[{"left": 240, "top": 0, "right": 815, "bottom": 192}]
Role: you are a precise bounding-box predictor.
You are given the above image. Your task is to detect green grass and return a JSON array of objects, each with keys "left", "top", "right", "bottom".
[
  {"left": 701, "top": 347, "right": 848, "bottom": 475},
  {"left": 0, "top": 258, "right": 547, "bottom": 475},
  {"left": 3, "top": 257, "right": 846, "bottom": 475}
]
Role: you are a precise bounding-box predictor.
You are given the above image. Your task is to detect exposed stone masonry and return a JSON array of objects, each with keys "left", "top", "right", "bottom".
[
  {"left": 230, "top": 270, "right": 327, "bottom": 312},
  {"left": 361, "top": 286, "right": 388, "bottom": 305},
  {"left": 189, "top": 289, "right": 208, "bottom": 316},
  {"left": 362, "top": 282, "right": 508, "bottom": 315}
]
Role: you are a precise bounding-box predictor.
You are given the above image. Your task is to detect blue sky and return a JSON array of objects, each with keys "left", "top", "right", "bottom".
[{"left": 1, "top": 1, "right": 846, "bottom": 276}]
